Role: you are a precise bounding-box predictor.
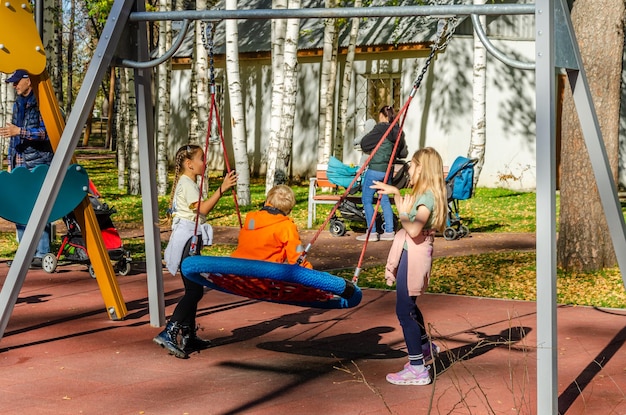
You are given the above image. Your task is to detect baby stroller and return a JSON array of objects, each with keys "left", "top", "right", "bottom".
[
  {"left": 42, "top": 190, "right": 132, "bottom": 277},
  {"left": 326, "top": 156, "right": 409, "bottom": 237},
  {"left": 444, "top": 156, "right": 477, "bottom": 241}
]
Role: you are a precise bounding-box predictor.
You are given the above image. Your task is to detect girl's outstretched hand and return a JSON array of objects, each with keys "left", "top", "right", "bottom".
[
  {"left": 370, "top": 180, "right": 398, "bottom": 196},
  {"left": 221, "top": 170, "right": 239, "bottom": 191}
]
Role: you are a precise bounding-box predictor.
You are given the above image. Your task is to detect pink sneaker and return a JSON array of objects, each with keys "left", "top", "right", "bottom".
[{"left": 386, "top": 363, "right": 431, "bottom": 385}]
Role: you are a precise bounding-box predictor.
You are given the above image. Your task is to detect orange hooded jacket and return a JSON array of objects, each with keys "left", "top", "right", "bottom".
[{"left": 231, "top": 207, "right": 313, "bottom": 269}]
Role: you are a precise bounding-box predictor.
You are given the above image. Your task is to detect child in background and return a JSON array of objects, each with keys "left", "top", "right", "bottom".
[
  {"left": 370, "top": 147, "right": 447, "bottom": 385},
  {"left": 154, "top": 144, "right": 238, "bottom": 359},
  {"left": 231, "top": 184, "right": 312, "bottom": 269}
]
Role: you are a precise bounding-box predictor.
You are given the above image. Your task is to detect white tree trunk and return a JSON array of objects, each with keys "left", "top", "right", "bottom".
[
  {"left": 335, "top": 0, "right": 362, "bottom": 161},
  {"left": 322, "top": 19, "right": 339, "bottom": 163},
  {"left": 265, "top": 0, "right": 288, "bottom": 192},
  {"left": 126, "top": 69, "right": 140, "bottom": 195},
  {"left": 117, "top": 68, "right": 127, "bottom": 191},
  {"left": 317, "top": 0, "right": 337, "bottom": 163},
  {"left": 275, "top": 0, "right": 301, "bottom": 186},
  {"left": 194, "top": 0, "right": 209, "bottom": 147},
  {"left": 225, "top": 0, "right": 251, "bottom": 206},
  {"left": 156, "top": 0, "right": 171, "bottom": 196},
  {"left": 467, "top": 0, "right": 487, "bottom": 185}
]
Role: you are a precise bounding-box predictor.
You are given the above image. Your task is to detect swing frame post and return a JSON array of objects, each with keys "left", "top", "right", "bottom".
[{"left": 1, "top": 2, "right": 624, "bottom": 414}]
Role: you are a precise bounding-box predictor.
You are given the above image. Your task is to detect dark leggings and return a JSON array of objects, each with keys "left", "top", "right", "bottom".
[
  {"left": 170, "top": 237, "right": 204, "bottom": 327},
  {"left": 395, "top": 249, "right": 426, "bottom": 365}
]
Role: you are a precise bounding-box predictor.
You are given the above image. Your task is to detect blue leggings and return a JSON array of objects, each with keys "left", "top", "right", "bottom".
[{"left": 395, "top": 249, "right": 427, "bottom": 365}]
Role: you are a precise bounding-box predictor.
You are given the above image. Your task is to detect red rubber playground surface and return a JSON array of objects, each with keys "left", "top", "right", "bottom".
[{"left": 0, "top": 228, "right": 625, "bottom": 414}]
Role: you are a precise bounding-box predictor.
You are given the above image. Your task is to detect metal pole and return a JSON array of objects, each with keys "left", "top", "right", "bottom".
[
  {"left": 133, "top": 0, "right": 165, "bottom": 327},
  {"left": 129, "top": 4, "right": 536, "bottom": 22},
  {"left": 535, "top": 0, "right": 558, "bottom": 413}
]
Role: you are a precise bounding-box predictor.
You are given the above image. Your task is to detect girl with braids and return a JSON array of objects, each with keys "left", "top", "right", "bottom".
[
  {"left": 155, "top": 144, "right": 238, "bottom": 359},
  {"left": 370, "top": 147, "right": 447, "bottom": 386},
  {"left": 358, "top": 105, "right": 408, "bottom": 242}
]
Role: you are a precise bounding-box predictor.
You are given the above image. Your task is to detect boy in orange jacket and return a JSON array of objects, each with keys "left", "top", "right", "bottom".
[{"left": 231, "top": 184, "right": 312, "bottom": 269}]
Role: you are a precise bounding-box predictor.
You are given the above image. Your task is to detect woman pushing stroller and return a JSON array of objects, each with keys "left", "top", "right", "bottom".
[{"left": 358, "top": 105, "right": 408, "bottom": 242}]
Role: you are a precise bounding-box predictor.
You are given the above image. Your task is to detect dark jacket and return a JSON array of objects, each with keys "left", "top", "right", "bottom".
[
  {"left": 9, "top": 91, "right": 53, "bottom": 169},
  {"left": 360, "top": 122, "right": 408, "bottom": 172}
]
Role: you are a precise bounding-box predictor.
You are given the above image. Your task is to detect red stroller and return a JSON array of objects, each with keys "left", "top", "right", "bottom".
[{"left": 42, "top": 184, "right": 131, "bottom": 277}]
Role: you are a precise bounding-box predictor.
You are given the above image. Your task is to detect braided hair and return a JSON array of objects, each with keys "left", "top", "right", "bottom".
[{"left": 168, "top": 144, "right": 203, "bottom": 215}]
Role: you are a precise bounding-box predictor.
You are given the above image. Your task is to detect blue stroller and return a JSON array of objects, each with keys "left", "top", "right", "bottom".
[{"left": 444, "top": 156, "right": 477, "bottom": 240}]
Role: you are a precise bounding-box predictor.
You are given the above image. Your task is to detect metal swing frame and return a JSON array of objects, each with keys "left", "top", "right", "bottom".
[{"left": 1, "top": 1, "right": 625, "bottom": 413}]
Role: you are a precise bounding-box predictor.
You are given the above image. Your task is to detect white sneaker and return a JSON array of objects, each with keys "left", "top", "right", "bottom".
[
  {"left": 379, "top": 232, "right": 395, "bottom": 241},
  {"left": 386, "top": 363, "right": 431, "bottom": 385},
  {"left": 356, "top": 233, "right": 379, "bottom": 242}
]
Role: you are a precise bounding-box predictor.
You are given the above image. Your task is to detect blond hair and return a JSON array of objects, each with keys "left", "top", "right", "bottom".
[
  {"left": 265, "top": 184, "right": 296, "bottom": 215},
  {"left": 409, "top": 147, "right": 447, "bottom": 232}
]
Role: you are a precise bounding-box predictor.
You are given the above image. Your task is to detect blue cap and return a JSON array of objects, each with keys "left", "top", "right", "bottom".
[{"left": 6, "top": 70, "right": 29, "bottom": 83}]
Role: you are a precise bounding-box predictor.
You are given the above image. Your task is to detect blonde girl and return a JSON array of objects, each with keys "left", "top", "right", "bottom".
[
  {"left": 370, "top": 147, "right": 446, "bottom": 385},
  {"left": 155, "top": 144, "right": 238, "bottom": 359}
]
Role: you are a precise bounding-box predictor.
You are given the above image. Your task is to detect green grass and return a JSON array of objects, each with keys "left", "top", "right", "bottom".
[
  {"left": 334, "top": 252, "right": 626, "bottom": 309},
  {"left": 2, "top": 149, "right": 625, "bottom": 309}
]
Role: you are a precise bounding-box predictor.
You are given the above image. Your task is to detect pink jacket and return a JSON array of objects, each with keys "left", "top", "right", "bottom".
[{"left": 385, "top": 228, "right": 435, "bottom": 296}]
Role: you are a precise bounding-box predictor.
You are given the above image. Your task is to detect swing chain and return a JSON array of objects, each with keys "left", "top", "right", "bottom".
[
  {"left": 201, "top": 21, "right": 216, "bottom": 90},
  {"left": 412, "top": 17, "right": 459, "bottom": 92}
]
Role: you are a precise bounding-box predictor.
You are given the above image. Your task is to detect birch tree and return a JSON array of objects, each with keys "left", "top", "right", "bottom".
[
  {"left": 66, "top": 0, "right": 76, "bottom": 117},
  {"left": 128, "top": 70, "right": 140, "bottom": 195},
  {"left": 557, "top": 0, "right": 624, "bottom": 271},
  {"left": 125, "top": 69, "right": 140, "bottom": 195},
  {"left": 265, "top": 0, "right": 287, "bottom": 192},
  {"left": 192, "top": 0, "right": 209, "bottom": 147},
  {"left": 52, "top": 0, "right": 64, "bottom": 106},
  {"left": 335, "top": 0, "right": 362, "bottom": 160},
  {"left": 274, "top": 0, "right": 301, "bottom": 187},
  {"left": 156, "top": 0, "right": 172, "bottom": 196},
  {"left": 317, "top": 0, "right": 338, "bottom": 163},
  {"left": 42, "top": 0, "right": 63, "bottom": 106},
  {"left": 225, "top": 0, "right": 251, "bottom": 206},
  {"left": 467, "top": 0, "right": 487, "bottom": 185},
  {"left": 117, "top": 68, "right": 128, "bottom": 191}
]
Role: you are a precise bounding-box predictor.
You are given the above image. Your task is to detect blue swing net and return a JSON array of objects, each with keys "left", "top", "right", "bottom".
[{"left": 182, "top": 256, "right": 362, "bottom": 309}]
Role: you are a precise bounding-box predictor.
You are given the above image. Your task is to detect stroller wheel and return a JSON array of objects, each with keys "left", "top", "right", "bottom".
[
  {"left": 117, "top": 261, "right": 131, "bottom": 276},
  {"left": 42, "top": 253, "right": 57, "bottom": 273},
  {"left": 329, "top": 219, "right": 347, "bottom": 237},
  {"left": 459, "top": 225, "right": 470, "bottom": 238},
  {"left": 443, "top": 227, "right": 458, "bottom": 241},
  {"left": 88, "top": 264, "right": 96, "bottom": 279}
]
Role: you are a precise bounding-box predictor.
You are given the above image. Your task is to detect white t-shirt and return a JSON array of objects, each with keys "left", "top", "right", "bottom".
[{"left": 172, "top": 175, "right": 206, "bottom": 224}]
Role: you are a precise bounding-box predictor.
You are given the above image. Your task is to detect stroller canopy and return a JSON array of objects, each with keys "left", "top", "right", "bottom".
[
  {"left": 327, "top": 156, "right": 359, "bottom": 189},
  {"left": 446, "top": 156, "right": 477, "bottom": 201}
]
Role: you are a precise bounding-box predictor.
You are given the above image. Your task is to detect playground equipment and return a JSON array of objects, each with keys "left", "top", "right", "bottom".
[
  {"left": 1, "top": 2, "right": 625, "bottom": 414},
  {"left": 0, "top": 1, "right": 128, "bottom": 325}
]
